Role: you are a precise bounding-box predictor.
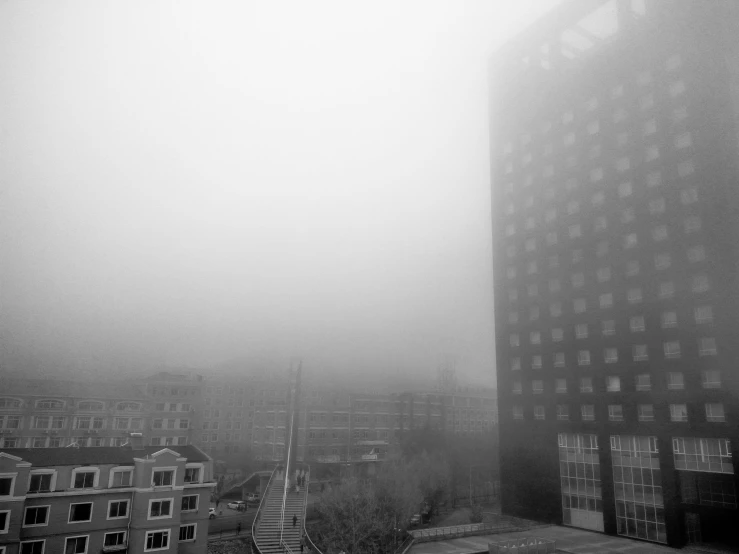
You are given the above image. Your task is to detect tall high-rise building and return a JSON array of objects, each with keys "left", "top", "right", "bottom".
[{"left": 490, "top": 1, "right": 739, "bottom": 548}]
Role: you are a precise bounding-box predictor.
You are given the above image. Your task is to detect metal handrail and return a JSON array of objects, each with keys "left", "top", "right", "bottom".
[
  {"left": 280, "top": 540, "right": 297, "bottom": 554},
  {"left": 252, "top": 464, "right": 281, "bottom": 554},
  {"left": 279, "top": 381, "right": 299, "bottom": 546}
]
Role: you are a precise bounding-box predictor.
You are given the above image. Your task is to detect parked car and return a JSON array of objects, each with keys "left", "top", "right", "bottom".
[
  {"left": 209, "top": 508, "right": 217, "bottom": 519},
  {"left": 409, "top": 514, "right": 421, "bottom": 526},
  {"left": 228, "top": 501, "right": 246, "bottom": 510},
  {"left": 246, "top": 493, "right": 260, "bottom": 503}
]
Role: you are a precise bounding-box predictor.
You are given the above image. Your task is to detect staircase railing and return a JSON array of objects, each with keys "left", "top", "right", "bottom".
[
  {"left": 279, "top": 377, "right": 300, "bottom": 547},
  {"left": 252, "top": 464, "right": 281, "bottom": 554}
]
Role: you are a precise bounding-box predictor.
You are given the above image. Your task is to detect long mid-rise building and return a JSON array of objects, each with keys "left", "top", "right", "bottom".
[
  {"left": 0, "top": 444, "right": 214, "bottom": 554},
  {"left": 491, "top": 0, "right": 739, "bottom": 549}
]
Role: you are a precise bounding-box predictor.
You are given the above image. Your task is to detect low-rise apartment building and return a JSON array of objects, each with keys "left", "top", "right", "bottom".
[{"left": 0, "top": 444, "right": 214, "bottom": 554}]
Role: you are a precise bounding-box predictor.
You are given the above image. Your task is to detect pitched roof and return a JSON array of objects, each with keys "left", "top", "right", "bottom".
[{"left": 0, "top": 445, "right": 210, "bottom": 466}]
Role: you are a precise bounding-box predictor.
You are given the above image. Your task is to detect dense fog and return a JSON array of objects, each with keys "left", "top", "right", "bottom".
[{"left": 0, "top": 0, "right": 560, "bottom": 383}]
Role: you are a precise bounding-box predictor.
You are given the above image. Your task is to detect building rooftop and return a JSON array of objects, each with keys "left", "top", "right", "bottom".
[
  {"left": 0, "top": 445, "right": 211, "bottom": 466},
  {"left": 0, "top": 377, "right": 146, "bottom": 399}
]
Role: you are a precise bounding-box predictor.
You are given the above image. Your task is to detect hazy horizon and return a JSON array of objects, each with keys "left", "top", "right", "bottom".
[{"left": 0, "top": 0, "right": 560, "bottom": 385}]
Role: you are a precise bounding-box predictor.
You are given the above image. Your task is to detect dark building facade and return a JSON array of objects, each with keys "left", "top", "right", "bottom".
[{"left": 490, "top": 1, "right": 739, "bottom": 548}]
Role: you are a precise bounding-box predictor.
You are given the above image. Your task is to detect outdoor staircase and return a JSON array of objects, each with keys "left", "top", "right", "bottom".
[{"left": 254, "top": 476, "right": 308, "bottom": 554}]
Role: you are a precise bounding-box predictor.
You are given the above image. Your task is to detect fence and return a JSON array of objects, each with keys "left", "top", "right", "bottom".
[
  {"left": 409, "top": 520, "right": 538, "bottom": 543},
  {"left": 488, "top": 537, "right": 556, "bottom": 554},
  {"left": 208, "top": 527, "right": 252, "bottom": 541}
]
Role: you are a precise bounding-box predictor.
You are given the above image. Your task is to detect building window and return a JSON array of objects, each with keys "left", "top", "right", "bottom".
[
  {"left": 71, "top": 469, "right": 98, "bottom": 490},
  {"left": 571, "top": 273, "right": 585, "bottom": 289},
  {"left": 670, "top": 404, "right": 688, "bottom": 422},
  {"left": 649, "top": 198, "right": 665, "bottom": 215},
  {"left": 687, "top": 245, "right": 706, "bottom": 263},
  {"left": 179, "top": 523, "right": 197, "bottom": 542},
  {"left": 677, "top": 159, "right": 695, "bottom": 177},
  {"left": 655, "top": 253, "right": 671, "bottom": 270},
  {"left": 685, "top": 215, "right": 702, "bottom": 234},
  {"left": 597, "top": 267, "right": 611, "bottom": 282},
  {"left": 658, "top": 311, "right": 677, "bottom": 329},
  {"left": 664, "top": 341, "right": 681, "bottom": 359},
  {"left": 592, "top": 191, "right": 605, "bottom": 207},
  {"left": 638, "top": 405, "right": 654, "bottom": 422},
  {"left": 510, "top": 358, "right": 521, "bottom": 371},
  {"left": 669, "top": 80, "right": 686, "bottom": 97},
  {"left": 632, "top": 345, "right": 648, "bottom": 361},
  {"left": 20, "top": 542, "right": 45, "bottom": 554},
  {"left": 702, "top": 370, "right": 721, "bottom": 389},
  {"left": 667, "top": 373, "right": 684, "bottom": 390},
  {"left": 705, "top": 404, "right": 726, "bottom": 423},
  {"left": 625, "top": 260, "right": 640, "bottom": 277},
  {"left": 69, "top": 502, "right": 93, "bottom": 523},
  {"left": 145, "top": 530, "right": 170, "bottom": 552},
  {"left": 550, "top": 302, "right": 562, "bottom": 317},
  {"left": 599, "top": 293, "right": 613, "bottom": 308},
  {"left": 558, "top": 433, "right": 602, "bottom": 526},
  {"left": 580, "top": 378, "right": 593, "bottom": 394},
  {"left": 575, "top": 324, "right": 588, "bottom": 339},
  {"left": 64, "top": 536, "right": 88, "bottom": 554},
  {"left": 109, "top": 468, "right": 133, "bottom": 488},
  {"left": 608, "top": 405, "right": 624, "bottom": 421},
  {"left": 23, "top": 506, "right": 49, "bottom": 527},
  {"left": 554, "top": 353, "right": 565, "bottom": 367},
  {"left": 108, "top": 500, "right": 129, "bottom": 519},
  {"left": 616, "top": 158, "right": 631, "bottom": 173},
  {"left": 605, "top": 348, "right": 618, "bottom": 364},
  {"left": 532, "top": 381, "right": 544, "bottom": 395},
  {"left": 104, "top": 532, "right": 127, "bottom": 549},
  {"left": 623, "top": 233, "right": 638, "bottom": 249},
  {"left": 699, "top": 337, "right": 717, "bottom": 356},
  {"left": 692, "top": 275, "right": 710, "bottom": 294},
  {"left": 552, "top": 328, "right": 563, "bottom": 342},
  {"left": 635, "top": 374, "right": 651, "bottom": 392},
  {"left": 152, "top": 469, "right": 175, "bottom": 487},
  {"left": 569, "top": 224, "right": 582, "bottom": 239},
  {"left": 659, "top": 281, "right": 675, "bottom": 299},
  {"left": 556, "top": 405, "right": 569, "bottom": 421},
  {"left": 184, "top": 466, "right": 202, "bottom": 484},
  {"left": 645, "top": 144, "right": 660, "bottom": 162},
  {"left": 531, "top": 355, "right": 543, "bottom": 369},
  {"left": 508, "top": 311, "right": 519, "bottom": 324},
  {"left": 512, "top": 406, "right": 524, "bottom": 420},
  {"left": 646, "top": 170, "right": 662, "bottom": 187},
  {"left": 602, "top": 320, "right": 615, "bottom": 336},
  {"left": 28, "top": 471, "right": 54, "bottom": 493},
  {"left": 555, "top": 379, "right": 567, "bottom": 394},
  {"left": 578, "top": 351, "right": 591, "bottom": 366},
  {"left": 530, "top": 331, "right": 541, "bottom": 345},
  {"left": 606, "top": 376, "right": 621, "bottom": 392},
  {"left": 149, "top": 499, "right": 173, "bottom": 519},
  {"left": 533, "top": 406, "right": 545, "bottom": 420},
  {"left": 527, "top": 284, "right": 539, "bottom": 297},
  {"left": 611, "top": 435, "right": 666, "bottom": 543},
  {"left": 574, "top": 298, "right": 586, "bottom": 314},
  {"left": 672, "top": 437, "right": 733, "bottom": 474},
  {"left": 182, "top": 494, "right": 199, "bottom": 512},
  {"left": 629, "top": 316, "right": 645, "bottom": 332},
  {"left": 581, "top": 405, "right": 595, "bottom": 421}
]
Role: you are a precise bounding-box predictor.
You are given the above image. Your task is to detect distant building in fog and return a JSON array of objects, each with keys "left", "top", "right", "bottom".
[{"left": 490, "top": 0, "right": 739, "bottom": 548}]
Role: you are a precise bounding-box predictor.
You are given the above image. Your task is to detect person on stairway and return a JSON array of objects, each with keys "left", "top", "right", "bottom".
[{"left": 293, "top": 514, "right": 298, "bottom": 527}]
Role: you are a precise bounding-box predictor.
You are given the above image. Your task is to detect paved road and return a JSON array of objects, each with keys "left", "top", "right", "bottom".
[{"left": 208, "top": 507, "right": 256, "bottom": 536}]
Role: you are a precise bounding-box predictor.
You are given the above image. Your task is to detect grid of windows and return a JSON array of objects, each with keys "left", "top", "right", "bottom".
[
  {"left": 610, "top": 435, "right": 666, "bottom": 543},
  {"left": 559, "top": 433, "right": 603, "bottom": 532},
  {"left": 673, "top": 438, "right": 733, "bottom": 474}
]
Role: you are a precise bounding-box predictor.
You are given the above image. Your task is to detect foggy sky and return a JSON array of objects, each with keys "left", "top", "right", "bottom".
[{"left": 0, "top": 0, "right": 559, "bottom": 384}]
